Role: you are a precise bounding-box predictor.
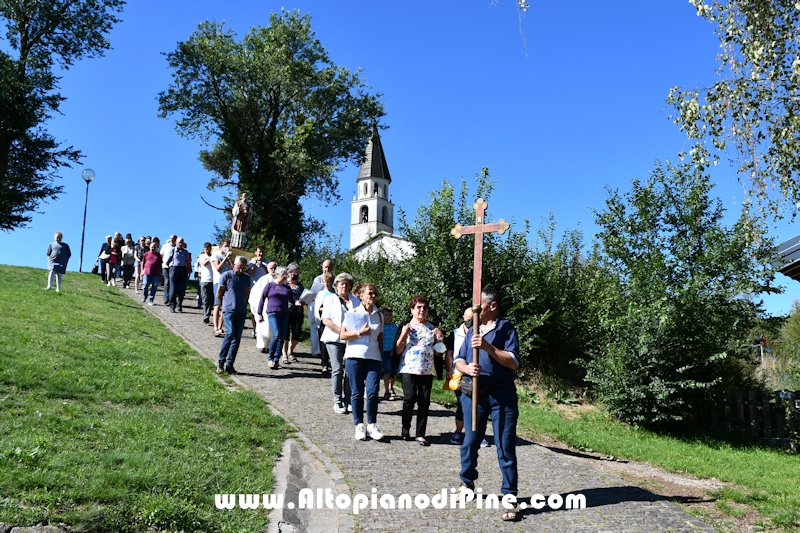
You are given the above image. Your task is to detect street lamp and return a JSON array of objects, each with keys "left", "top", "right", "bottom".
[{"left": 78, "top": 168, "right": 96, "bottom": 273}]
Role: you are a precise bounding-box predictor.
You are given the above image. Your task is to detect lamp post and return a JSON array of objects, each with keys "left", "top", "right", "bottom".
[{"left": 78, "top": 169, "right": 96, "bottom": 273}]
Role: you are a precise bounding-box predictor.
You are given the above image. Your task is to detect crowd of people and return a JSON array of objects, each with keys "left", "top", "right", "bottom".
[{"left": 64, "top": 233, "right": 523, "bottom": 520}]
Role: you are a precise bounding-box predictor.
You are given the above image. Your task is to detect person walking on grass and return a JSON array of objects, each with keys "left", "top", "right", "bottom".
[
  {"left": 216, "top": 256, "right": 251, "bottom": 375},
  {"left": 45, "top": 232, "right": 71, "bottom": 292}
]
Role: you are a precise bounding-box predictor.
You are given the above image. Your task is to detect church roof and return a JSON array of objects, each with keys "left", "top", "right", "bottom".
[{"left": 357, "top": 124, "right": 391, "bottom": 183}]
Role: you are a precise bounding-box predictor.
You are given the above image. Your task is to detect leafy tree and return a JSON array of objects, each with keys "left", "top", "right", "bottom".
[
  {"left": 0, "top": 0, "right": 124, "bottom": 231},
  {"left": 668, "top": 0, "right": 800, "bottom": 219},
  {"left": 585, "top": 158, "right": 779, "bottom": 424},
  {"left": 158, "top": 11, "right": 385, "bottom": 255}
]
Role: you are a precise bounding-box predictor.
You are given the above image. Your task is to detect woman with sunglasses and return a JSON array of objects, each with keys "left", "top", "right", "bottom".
[
  {"left": 340, "top": 283, "right": 384, "bottom": 442},
  {"left": 395, "top": 295, "right": 444, "bottom": 446}
]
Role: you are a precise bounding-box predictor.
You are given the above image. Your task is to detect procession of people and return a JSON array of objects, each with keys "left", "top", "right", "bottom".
[{"left": 45, "top": 223, "right": 522, "bottom": 520}]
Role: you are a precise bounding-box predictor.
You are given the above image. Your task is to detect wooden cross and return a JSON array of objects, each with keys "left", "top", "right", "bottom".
[{"left": 450, "top": 198, "right": 509, "bottom": 430}]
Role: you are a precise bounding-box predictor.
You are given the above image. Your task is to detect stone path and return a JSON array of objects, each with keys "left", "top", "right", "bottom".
[{"left": 122, "top": 286, "right": 717, "bottom": 533}]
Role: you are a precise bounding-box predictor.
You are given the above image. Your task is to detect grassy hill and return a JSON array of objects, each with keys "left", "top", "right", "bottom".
[{"left": 0, "top": 266, "right": 288, "bottom": 532}]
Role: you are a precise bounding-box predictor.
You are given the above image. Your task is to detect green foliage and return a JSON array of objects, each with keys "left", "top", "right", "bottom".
[
  {"left": 0, "top": 0, "right": 124, "bottom": 231},
  {"left": 158, "top": 10, "right": 385, "bottom": 255},
  {"left": 780, "top": 299, "right": 800, "bottom": 360},
  {"left": 299, "top": 168, "right": 608, "bottom": 383},
  {"left": 667, "top": 0, "right": 800, "bottom": 219},
  {"left": 585, "top": 158, "right": 779, "bottom": 424}
]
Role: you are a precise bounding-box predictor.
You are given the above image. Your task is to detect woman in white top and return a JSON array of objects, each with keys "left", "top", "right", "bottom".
[
  {"left": 320, "top": 273, "right": 360, "bottom": 414},
  {"left": 340, "top": 283, "right": 384, "bottom": 441}
]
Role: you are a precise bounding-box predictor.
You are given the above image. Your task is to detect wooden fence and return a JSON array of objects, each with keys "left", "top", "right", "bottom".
[{"left": 713, "top": 390, "right": 800, "bottom": 447}]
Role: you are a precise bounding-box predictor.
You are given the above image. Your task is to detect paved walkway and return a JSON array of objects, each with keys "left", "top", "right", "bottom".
[{"left": 122, "top": 286, "right": 717, "bottom": 532}]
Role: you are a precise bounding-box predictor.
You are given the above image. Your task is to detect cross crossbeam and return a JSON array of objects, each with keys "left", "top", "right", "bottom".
[{"left": 450, "top": 198, "right": 509, "bottom": 430}]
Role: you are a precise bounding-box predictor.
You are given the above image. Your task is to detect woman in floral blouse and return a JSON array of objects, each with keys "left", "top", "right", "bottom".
[{"left": 395, "top": 295, "right": 444, "bottom": 445}]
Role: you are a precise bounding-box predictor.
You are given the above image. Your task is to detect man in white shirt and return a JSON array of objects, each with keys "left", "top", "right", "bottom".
[
  {"left": 247, "top": 245, "right": 270, "bottom": 337},
  {"left": 308, "top": 259, "right": 332, "bottom": 363},
  {"left": 160, "top": 234, "right": 177, "bottom": 305},
  {"left": 196, "top": 242, "right": 215, "bottom": 323},
  {"left": 210, "top": 238, "right": 233, "bottom": 336}
]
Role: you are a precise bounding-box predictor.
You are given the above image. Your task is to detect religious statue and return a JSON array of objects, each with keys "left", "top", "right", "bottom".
[{"left": 231, "top": 192, "right": 252, "bottom": 248}]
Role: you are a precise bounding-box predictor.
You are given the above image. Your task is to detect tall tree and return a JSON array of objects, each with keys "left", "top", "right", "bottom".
[
  {"left": 668, "top": 0, "right": 800, "bottom": 219},
  {"left": 0, "top": 0, "right": 124, "bottom": 231},
  {"left": 586, "top": 158, "right": 778, "bottom": 424},
  {"left": 158, "top": 11, "right": 385, "bottom": 255}
]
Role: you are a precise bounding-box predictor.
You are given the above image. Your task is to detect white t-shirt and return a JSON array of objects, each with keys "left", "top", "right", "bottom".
[
  {"left": 160, "top": 243, "right": 173, "bottom": 268},
  {"left": 343, "top": 305, "right": 383, "bottom": 361},
  {"left": 320, "top": 293, "right": 360, "bottom": 343},
  {"left": 211, "top": 252, "right": 229, "bottom": 284},
  {"left": 248, "top": 259, "right": 269, "bottom": 285},
  {"left": 197, "top": 253, "right": 214, "bottom": 283}
]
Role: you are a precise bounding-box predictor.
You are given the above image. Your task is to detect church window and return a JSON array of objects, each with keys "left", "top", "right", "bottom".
[
  {"left": 374, "top": 183, "right": 379, "bottom": 197},
  {"left": 361, "top": 206, "right": 368, "bottom": 223},
  {"left": 382, "top": 206, "right": 389, "bottom": 225},
  {"left": 363, "top": 183, "right": 368, "bottom": 197}
]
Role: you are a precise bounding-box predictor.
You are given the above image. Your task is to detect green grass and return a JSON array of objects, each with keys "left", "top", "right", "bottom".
[
  {"left": 421, "top": 373, "right": 799, "bottom": 531},
  {"left": 518, "top": 398, "right": 800, "bottom": 531},
  {"left": 0, "top": 266, "right": 289, "bottom": 532}
]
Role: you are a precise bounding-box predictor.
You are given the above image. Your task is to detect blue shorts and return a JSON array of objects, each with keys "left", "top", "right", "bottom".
[
  {"left": 382, "top": 350, "right": 395, "bottom": 376},
  {"left": 213, "top": 283, "right": 220, "bottom": 306}
]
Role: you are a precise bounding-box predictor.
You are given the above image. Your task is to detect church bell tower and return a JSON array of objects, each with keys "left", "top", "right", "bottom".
[{"left": 350, "top": 125, "right": 394, "bottom": 250}]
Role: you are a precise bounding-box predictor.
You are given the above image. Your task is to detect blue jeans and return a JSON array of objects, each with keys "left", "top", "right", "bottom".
[
  {"left": 346, "top": 358, "right": 381, "bottom": 426},
  {"left": 218, "top": 312, "right": 247, "bottom": 367},
  {"left": 460, "top": 384, "right": 518, "bottom": 495},
  {"left": 142, "top": 274, "right": 159, "bottom": 302},
  {"left": 267, "top": 311, "right": 289, "bottom": 363}
]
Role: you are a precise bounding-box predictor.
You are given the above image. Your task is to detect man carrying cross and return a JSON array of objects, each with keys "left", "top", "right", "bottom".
[
  {"left": 454, "top": 287, "right": 520, "bottom": 521},
  {"left": 451, "top": 197, "right": 520, "bottom": 521}
]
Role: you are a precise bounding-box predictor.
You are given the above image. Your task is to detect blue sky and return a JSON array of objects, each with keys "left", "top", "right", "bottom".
[{"left": 1, "top": 0, "right": 798, "bottom": 314}]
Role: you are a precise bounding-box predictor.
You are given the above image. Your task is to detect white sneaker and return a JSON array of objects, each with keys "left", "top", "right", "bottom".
[
  {"left": 354, "top": 423, "right": 366, "bottom": 441},
  {"left": 366, "top": 423, "right": 384, "bottom": 441},
  {"left": 334, "top": 402, "right": 346, "bottom": 414}
]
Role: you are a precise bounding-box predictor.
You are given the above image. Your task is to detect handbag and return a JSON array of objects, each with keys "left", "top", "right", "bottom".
[
  {"left": 91, "top": 264, "right": 99, "bottom": 275},
  {"left": 443, "top": 372, "right": 462, "bottom": 391},
  {"left": 459, "top": 376, "right": 492, "bottom": 398},
  {"left": 99, "top": 251, "right": 111, "bottom": 260},
  {"left": 459, "top": 376, "right": 472, "bottom": 397}
]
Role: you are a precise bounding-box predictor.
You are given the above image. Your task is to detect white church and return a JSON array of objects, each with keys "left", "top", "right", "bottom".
[{"left": 349, "top": 126, "right": 414, "bottom": 261}]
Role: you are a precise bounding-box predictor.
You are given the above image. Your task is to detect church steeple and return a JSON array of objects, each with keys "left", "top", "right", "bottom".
[
  {"left": 350, "top": 125, "right": 395, "bottom": 250},
  {"left": 357, "top": 123, "right": 391, "bottom": 183}
]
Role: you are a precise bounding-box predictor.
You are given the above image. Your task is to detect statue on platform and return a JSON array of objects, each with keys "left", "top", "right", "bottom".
[{"left": 231, "top": 192, "right": 252, "bottom": 248}]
